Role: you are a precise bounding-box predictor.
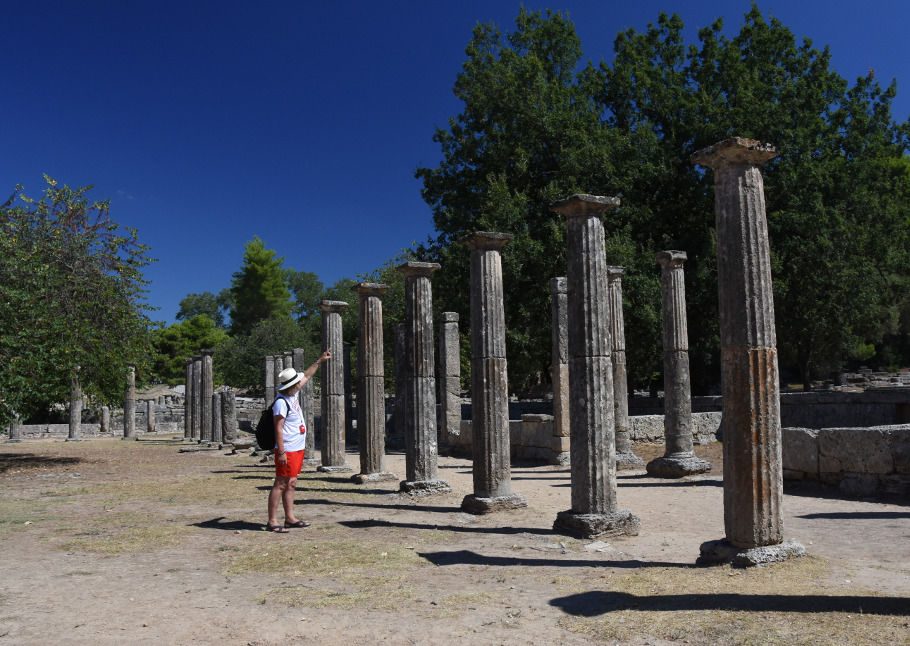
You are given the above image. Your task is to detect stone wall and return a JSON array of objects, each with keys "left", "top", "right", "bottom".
[
  {"left": 782, "top": 424, "right": 910, "bottom": 497},
  {"left": 10, "top": 402, "right": 185, "bottom": 439},
  {"left": 628, "top": 412, "right": 721, "bottom": 444}
]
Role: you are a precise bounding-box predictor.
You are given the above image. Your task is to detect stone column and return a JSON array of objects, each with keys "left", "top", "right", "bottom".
[
  {"left": 274, "top": 356, "right": 285, "bottom": 403},
  {"left": 146, "top": 399, "right": 156, "bottom": 434},
  {"left": 221, "top": 390, "right": 237, "bottom": 442},
  {"left": 438, "top": 312, "right": 462, "bottom": 446},
  {"left": 123, "top": 365, "right": 136, "bottom": 440},
  {"left": 101, "top": 405, "right": 110, "bottom": 435},
  {"left": 292, "top": 348, "right": 318, "bottom": 466},
  {"left": 344, "top": 344, "right": 354, "bottom": 442},
  {"left": 646, "top": 252, "right": 711, "bottom": 477},
  {"left": 191, "top": 355, "right": 202, "bottom": 441},
  {"left": 351, "top": 283, "right": 397, "bottom": 483},
  {"left": 393, "top": 323, "right": 407, "bottom": 443},
  {"left": 692, "top": 138, "right": 805, "bottom": 566},
  {"left": 550, "top": 194, "right": 640, "bottom": 538},
  {"left": 460, "top": 232, "right": 527, "bottom": 513},
  {"left": 283, "top": 351, "right": 294, "bottom": 371},
  {"left": 212, "top": 391, "right": 223, "bottom": 444},
  {"left": 607, "top": 268, "right": 643, "bottom": 470},
  {"left": 200, "top": 349, "right": 214, "bottom": 443},
  {"left": 8, "top": 415, "right": 22, "bottom": 443},
  {"left": 183, "top": 358, "right": 193, "bottom": 440},
  {"left": 318, "top": 300, "right": 352, "bottom": 472},
  {"left": 264, "top": 355, "right": 276, "bottom": 405},
  {"left": 550, "top": 278, "right": 570, "bottom": 459},
  {"left": 397, "top": 262, "right": 451, "bottom": 494},
  {"left": 67, "top": 366, "right": 82, "bottom": 442}
]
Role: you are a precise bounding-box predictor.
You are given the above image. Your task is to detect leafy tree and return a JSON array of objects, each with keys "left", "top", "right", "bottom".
[
  {"left": 286, "top": 269, "right": 324, "bottom": 325},
  {"left": 0, "top": 176, "right": 155, "bottom": 425},
  {"left": 176, "top": 288, "right": 232, "bottom": 328},
  {"left": 228, "top": 236, "right": 293, "bottom": 335},
  {"left": 150, "top": 315, "right": 229, "bottom": 385}
]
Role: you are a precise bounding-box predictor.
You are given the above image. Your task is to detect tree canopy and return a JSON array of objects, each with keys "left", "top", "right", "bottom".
[
  {"left": 176, "top": 289, "right": 232, "bottom": 329},
  {"left": 150, "top": 315, "right": 229, "bottom": 385},
  {"left": 228, "top": 236, "right": 293, "bottom": 336}
]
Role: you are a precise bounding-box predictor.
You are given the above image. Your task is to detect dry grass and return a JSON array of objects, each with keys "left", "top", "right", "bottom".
[{"left": 48, "top": 510, "right": 193, "bottom": 553}]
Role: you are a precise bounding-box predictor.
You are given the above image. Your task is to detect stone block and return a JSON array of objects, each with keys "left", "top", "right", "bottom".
[
  {"left": 890, "top": 427, "right": 910, "bottom": 474},
  {"left": 629, "top": 415, "right": 665, "bottom": 443},
  {"left": 781, "top": 427, "right": 819, "bottom": 476},
  {"left": 818, "top": 427, "right": 893, "bottom": 474},
  {"left": 690, "top": 412, "right": 722, "bottom": 442},
  {"left": 782, "top": 468, "right": 805, "bottom": 481},
  {"left": 878, "top": 474, "right": 910, "bottom": 496},
  {"left": 838, "top": 473, "right": 878, "bottom": 497},
  {"left": 551, "top": 435, "right": 570, "bottom": 453}
]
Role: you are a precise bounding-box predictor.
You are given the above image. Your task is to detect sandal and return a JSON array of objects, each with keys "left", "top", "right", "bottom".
[
  {"left": 284, "top": 520, "right": 311, "bottom": 528},
  {"left": 264, "top": 523, "right": 289, "bottom": 533}
]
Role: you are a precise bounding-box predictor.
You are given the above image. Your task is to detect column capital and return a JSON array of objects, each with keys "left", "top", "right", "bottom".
[
  {"left": 606, "top": 266, "right": 625, "bottom": 280},
  {"left": 351, "top": 282, "right": 390, "bottom": 297},
  {"left": 459, "top": 231, "right": 514, "bottom": 251},
  {"left": 397, "top": 261, "right": 441, "bottom": 277},
  {"left": 201, "top": 348, "right": 214, "bottom": 357},
  {"left": 655, "top": 250, "right": 687, "bottom": 269},
  {"left": 185, "top": 357, "right": 193, "bottom": 366},
  {"left": 319, "top": 299, "right": 349, "bottom": 312},
  {"left": 690, "top": 138, "right": 778, "bottom": 170},
  {"left": 550, "top": 276, "right": 567, "bottom": 294},
  {"left": 549, "top": 194, "right": 620, "bottom": 218},
  {"left": 441, "top": 311, "right": 459, "bottom": 323}
]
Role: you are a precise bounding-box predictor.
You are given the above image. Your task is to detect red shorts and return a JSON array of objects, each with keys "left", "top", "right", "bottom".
[{"left": 275, "top": 449, "right": 304, "bottom": 477}]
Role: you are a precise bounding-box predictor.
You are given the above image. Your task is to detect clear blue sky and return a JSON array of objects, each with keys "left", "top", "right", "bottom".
[{"left": 3, "top": 1, "right": 908, "bottom": 325}]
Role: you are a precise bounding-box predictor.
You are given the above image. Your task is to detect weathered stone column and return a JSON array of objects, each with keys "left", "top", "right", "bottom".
[
  {"left": 8, "top": 414, "right": 22, "bottom": 443},
  {"left": 146, "top": 399, "right": 156, "bottom": 434},
  {"left": 221, "top": 390, "right": 237, "bottom": 442},
  {"left": 393, "top": 323, "right": 407, "bottom": 443},
  {"left": 283, "top": 351, "right": 294, "bottom": 372},
  {"left": 123, "top": 365, "right": 137, "bottom": 440},
  {"left": 101, "top": 405, "right": 110, "bottom": 435},
  {"left": 647, "top": 252, "right": 712, "bottom": 477},
  {"left": 191, "top": 355, "right": 202, "bottom": 441},
  {"left": 398, "top": 262, "right": 451, "bottom": 494},
  {"left": 550, "top": 194, "right": 640, "bottom": 538},
  {"left": 550, "top": 278, "right": 570, "bottom": 461},
  {"left": 264, "top": 354, "right": 276, "bottom": 405},
  {"left": 183, "top": 358, "right": 193, "bottom": 440},
  {"left": 692, "top": 138, "right": 805, "bottom": 566},
  {"left": 607, "top": 268, "right": 643, "bottom": 470},
  {"left": 438, "top": 312, "right": 462, "bottom": 446},
  {"left": 460, "top": 232, "right": 527, "bottom": 513},
  {"left": 212, "top": 391, "right": 223, "bottom": 444},
  {"left": 351, "top": 283, "right": 397, "bottom": 483},
  {"left": 318, "top": 300, "right": 352, "bottom": 473},
  {"left": 67, "top": 366, "right": 82, "bottom": 442},
  {"left": 344, "top": 344, "right": 354, "bottom": 442},
  {"left": 200, "top": 349, "right": 214, "bottom": 443},
  {"left": 292, "top": 348, "right": 318, "bottom": 466}
]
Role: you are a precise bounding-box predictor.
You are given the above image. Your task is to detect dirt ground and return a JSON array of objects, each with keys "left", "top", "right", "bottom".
[{"left": 1, "top": 437, "right": 908, "bottom": 646}]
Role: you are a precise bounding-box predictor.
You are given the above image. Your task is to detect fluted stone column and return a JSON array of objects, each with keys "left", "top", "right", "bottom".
[
  {"left": 692, "top": 138, "right": 805, "bottom": 566},
  {"left": 7, "top": 415, "right": 22, "bottom": 443},
  {"left": 146, "top": 399, "right": 156, "bottom": 434},
  {"left": 101, "top": 405, "right": 110, "bottom": 435},
  {"left": 351, "top": 283, "right": 397, "bottom": 483},
  {"left": 438, "top": 312, "right": 462, "bottom": 446},
  {"left": 200, "top": 349, "right": 214, "bottom": 443},
  {"left": 123, "top": 365, "right": 137, "bottom": 440},
  {"left": 292, "top": 348, "right": 318, "bottom": 466},
  {"left": 191, "top": 355, "right": 202, "bottom": 441},
  {"left": 318, "top": 301, "right": 352, "bottom": 473},
  {"left": 212, "top": 391, "right": 223, "bottom": 444},
  {"left": 607, "top": 268, "right": 643, "bottom": 469},
  {"left": 283, "top": 351, "right": 293, "bottom": 371},
  {"left": 461, "top": 232, "right": 527, "bottom": 513},
  {"left": 550, "top": 194, "right": 640, "bottom": 538},
  {"left": 183, "top": 358, "right": 193, "bottom": 440},
  {"left": 398, "top": 262, "right": 451, "bottom": 495},
  {"left": 221, "top": 390, "right": 237, "bottom": 442},
  {"left": 647, "top": 252, "right": 711, "bottom": 478},
  {"left": 550, "top": 278, "right": 570, "bottom": 462},
  {"left": 344, "top": 344, "right": 354, "bottom": 442},
  {"left": 67, "top": 366, "right": 82, "bottom": 442},
  {"left": 264, "top": 355, "right": 276, "bottom": 405},
  {"left": 393, "top": 323, "right": 407, "bottom": 443}
]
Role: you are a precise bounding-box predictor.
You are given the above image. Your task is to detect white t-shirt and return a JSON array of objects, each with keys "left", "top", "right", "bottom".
[{"left": 272, "top": 393, "right": 306, "bottom": 453}]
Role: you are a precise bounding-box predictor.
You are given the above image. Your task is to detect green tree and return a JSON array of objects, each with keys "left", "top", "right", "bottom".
[
  {"left": 286, "top": 269, "right": 324, "bottom": 325},
  {"left": 176, "top": 288, "right": 232, "bottom": 328},
  {"left": 228, "top": 236, "right": 293, "bottom": 335},
  {"left": 150, "top": 315, "right": 229, "bottom": 385},
  {"left": 0, "top": 176, "right": 155, "bottom": 425}
]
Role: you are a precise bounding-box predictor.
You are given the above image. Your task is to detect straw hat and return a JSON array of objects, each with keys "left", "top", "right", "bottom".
[{"left": 277, "top": 367, "right": 302, "bottom": 391}]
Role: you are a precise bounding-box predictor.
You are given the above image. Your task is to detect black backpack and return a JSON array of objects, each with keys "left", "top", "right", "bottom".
[{"left": 254, "top": 397, "right": 282, "bottom": 450}]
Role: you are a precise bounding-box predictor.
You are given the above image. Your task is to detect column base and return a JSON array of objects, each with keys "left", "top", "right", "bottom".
[
  {"left": 697, "top": 538, "right": 807, "bottom": 567},
  {"left": 400, "top": 479, "right": 452, "bottom": 496},
  {"left": 351, "top": 472, "right": 399, "bottom": 484},
  {"left": 554, "top": 509, "right": 641, "bottom": 539},
  {"left": 65, "top": 437, "right": 83, "bottom": 442},
  {"left": 615, "top": 451, "right": 645, "bottom": 470},
  {"left": 303, "top": 458, "right": 321, "bottom": 467},
  {"left": 317, "top": 464, "right": 354, "bottom": 474},
  {"left": 121, "top": 436, "right": 138, "bottom": 441},
  {"left": 646, "top": 454, "right": 712, "bottom": 478},
  {"left": 6, "top": 438, "right": 23, "bottom": 443},
  {"left": 461, "top": 492, "right": 528, "bottom": 514}
]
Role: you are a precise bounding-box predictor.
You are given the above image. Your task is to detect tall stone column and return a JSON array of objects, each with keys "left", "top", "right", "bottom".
[
  {"left": 101, "top": 405, "right": 110, "bottom": 435},
  {"left": 7, "top": 414, "right": 22, "bottom": 443},
  {"left": 460, "top": 232, "right": 527, "bottom": 513},
  {"left": 550, "top": 194, "right": 640, "bottom": 538},
  {"left": 123, "top": 365, "right": 137, "bottom": 440},
  {"left": 550, "top": 278, "right": 570, "bottom": 461},
  {"left": 264, "top": 355, "right": 276, "bottom": 405},
  {"left": 692, "top": 138, "right": 805, "bottom": 566},
  {"left": 183, "top": 358, "right": 193, "bottom": 440},
  {"left": 351, "top": 283, "right": 397, "bottom": 483},
  {"left": 393, "top": 323, "right": 407, "bottom": 443},
  {"left": 607, "top": 268, "right": 643, "bottom": 469},
  {"left": 212, "top": 391, "right": 223, "bottom": 444},
  {"left": 292, "top": 348, "right": 318, "bottom": 466},
  {"left": 283, "top": 351, "right": 294, "bottom": 371},
  {"left": 67, "top": 366, "right": 82, "bottom": 442},
  {"left": 438, "top": 312, "right": 462, "bottom": 446},
  {"left": 318, "top": 300, "right": 352, "bottom": 473},
  {"left": 191, "top": 355, "right": 202, "bottom": 441},
  {"left": 397, "top": 262, "right": 451, "bottom": 495},
  {"left": 647, "top": 252, "right": 711, "bottom": 477},
  {"left": 221, "top": 390, "right": 237, "bottom": 442},
  {"left": 344, "top": 344, "right": 354, "bottom": 442},
  {"left": 200, "top": 349, "right": 213, "bottom": 443},
  {"left": 146, "top": 399, "right": 156, "bottom": 434}
]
